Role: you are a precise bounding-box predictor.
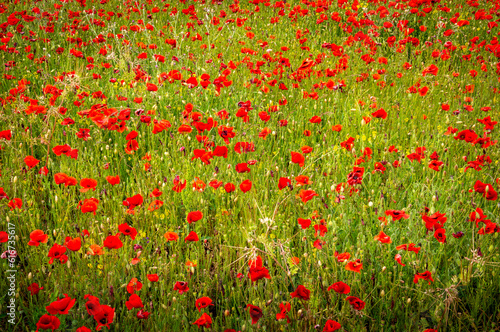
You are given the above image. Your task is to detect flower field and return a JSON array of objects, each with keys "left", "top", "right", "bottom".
[{"left": 1, "top": 0, "right": 500, "bottom": 330}]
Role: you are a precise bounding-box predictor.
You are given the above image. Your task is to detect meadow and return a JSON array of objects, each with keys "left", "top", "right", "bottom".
[{"left": 0, "top": 0, "right": 499, "bottom": 331}]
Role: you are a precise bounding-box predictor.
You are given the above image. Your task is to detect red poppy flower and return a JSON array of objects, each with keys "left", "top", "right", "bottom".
[
  {"left": 172, "top": 177, "right": 187, "bottom": 193},
  {"left": 76, "top": 327, "right": 92, "bottom": 332},
  {"left": 235, "top": 162, "right": 251, "bottom": 173},
  {"left": 0, "top": 187, "right": 8, "bottom": 200},
  {"left": 276, "top": 302, "right": 291, "bottom": 323},
  {"left": 80, "top": 178, "right": 97, "bottom": 193},
  {"left": 278, "top": 177, "right": 291, "bottom": 190},
  {"left": 422, "top": 64, "right": 438, "bottom": 76},
  {"left": 164, "top": 232, "right": 178, "bottom": 242},
  {"left": 332, "top": 124, "right": 342, "bottom": 132},
  {"left": 224, "top": 182, "right": 236, "bottom": 193},
  {"left": 297, "top": 189, "right": 318, "bottom": 203},
  {"left": 47, "top": 243, "right": 67, "bottom": 264},
  {"left": 413, "top": 271, "right": 434, "bottom": 285},
  {"left": 434, "top": 228, "right": 446, "bottom": 243},
  {"left": 385, "top": 210, "right": 409, "bottom": 221},
  {"left": 126, "top": 278, "right": 142, "bottom": 294},
  {"left": 8, "top": 198, "right": 22, "bottom": 210},
  {"left": 147, "top": 274, "right": 159, "bottom": 282},
  {"left": 136, "top": 310, "right": 150, "bottom": 320},
  {"left": 146, "top": 83, "right": 158, "bottom": 91},
  {"left": 103, "top": 235, "right": 123, "bottom": 249},
  {"left": 184, "top": 231, "right": 199, "bottom": 242},
  {"left": 371, "top": 108, "right": 387, "bottom": 119},
  {"left": 395, "top": 254, "right": 405, "bottom": 266},
  {"left": 24, "top": 155, "right": 40, "bottom": 169},
  {"left": 193, "top": 313, "right": 212, "bottom": 328},
  {"left": 422, "top": 212, "right": 447, "bottom": 231},
  {"left": 335, "top": 252, "right": 350, "bottom": 262},
  {"left": 208, "top": 179, "right": 223, "bottom": 189},
  {"left": 374, "top": 231, "right": 392, "bottom": 244},
  {"left": 248, "top": 255, "right": 271, "bottom": 282},
  {"left": 240, "top": 179, "right": 252, "bottom": 193},
  {"left": 309, "top": 115, "right": 322, "bottom": 123},
  {"left": 118, "top": 223, "right": 137, "bottom": 240},
  {"left": 126, "top": 294, "right": 144, "bottom": 310},
  {"left": 93, "top": 304, "right": 115, "bottom": 331},
  {"left": 290, "top": 285, "right": 311, "bottom": 301},
  {"left": 0, "top": 130, "right": 12, "bottom": 140},
  {"left": 327, "top": 281, "right": 350, "bottom": 294},
  {"left": 28, "top": 282, "right": 43, "bottom": 295},
  {"left": 298, "top": 218, "right": 311, "bottom": 229},
  {"left": 346, "top": 296, "right": 365, "bottom": 310},
  {"left": 293, "top": 176, "right": 309, "bottom": 187},
  {"left": 314, "top": 224, "right": 328, "bottom": 237},
  {"left": 246, "top": 304, "right": 263, "bottom": 324},
  {"left": 173, "top": 281, "right": 189, "bottom": 294},
  {"left": 345, "top": 259, "right": 363, "bottom": 273},
  {"left": 54, "top": 173, "right": 77, "bottom": 187},
  {"left": 84, "top": 294, "right": 101, "bottom": 316},
  {"left": 291, "top": 151, "right": 305, "bottom": 167},
  {"left": 36, "top": 314, "right": 60, "bottom": 332},
  {"left": 323, "top": 320, "right": 342, "bottom": 331},
  {"left": 28, "top": 230, "right": 48, "bottom": 246},
  {"left": 195, "top": 297, "right": 214, "bottom": 312},
  {"left": 46, "top": 294, "right": 76, "bottom": 315},
  {"left": 313, "top": 239, "right": 326, "bottom": 250},
  {"left": 79, "top": 198, "right": 99, "bottom": 215},
  {"left": 64, "top": 236, "right": 81, "bottom": 251},
  {"left": 301, "top": 146, "right": 313, "bottom": 154},
  {"left": 123, "top": 194, "right": 143, "bottom": 211}
]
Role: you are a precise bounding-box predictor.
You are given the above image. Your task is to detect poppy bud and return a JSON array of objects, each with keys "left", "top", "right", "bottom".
[
  {"left": 381, "top": 266, "right": 386, "bottom": 272},
  {"left": 172, "top": 297, "right": 176, "bottom": 302},
  {"left": 266, "top": 300, "right": 272, "bottom": 306},
  {"left": 53, "top": 229, "right": 57, "bottom": 237},
  {"left": 224, "top": 309, "right": 230, "bottom": 316},
  {"left": 407, "top": 298, "right": 411, "bottom": 304},
  {"left": 380, "top": 290, "right": 385, "bottom": 297},
  {"left": 28, "top": 272, "right": 32, "bottom": 279},
  {"left": 13, "top": 176, "right": 17, "bottom": 183}
]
